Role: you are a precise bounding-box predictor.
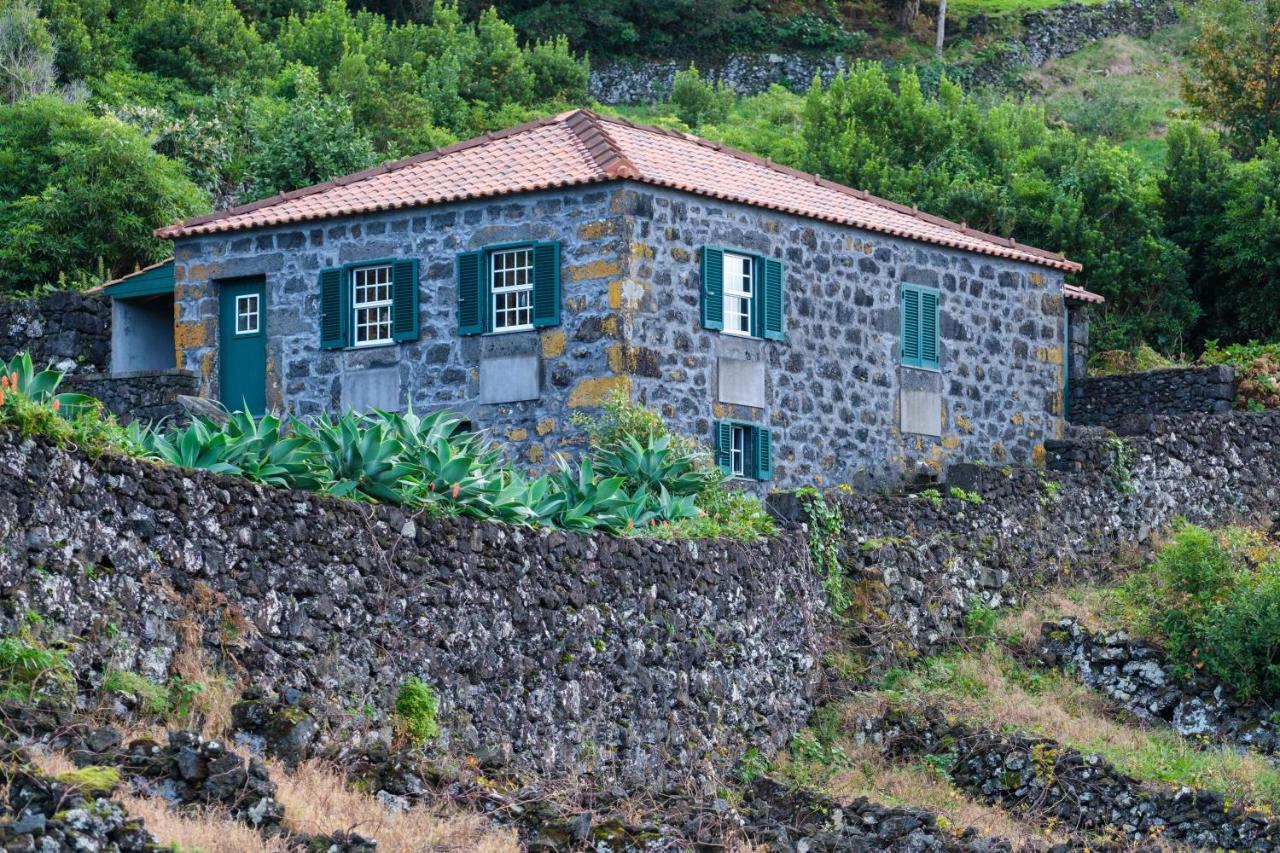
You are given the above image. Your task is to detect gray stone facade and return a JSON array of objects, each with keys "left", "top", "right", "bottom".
[{"left": 173, "top": 181, "right": 1069, "bottom": 489}]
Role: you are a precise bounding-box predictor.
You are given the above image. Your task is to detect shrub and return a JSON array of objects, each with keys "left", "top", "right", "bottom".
[
  {"left": 0, "top": 630, "right": 75, "bottom": 703},
  {"left": 394, "top": 676, "right": 440, "bottom": 746},
  {"left": 1121, "top": 523, "right": 1280, "bottom": 699},
  {"left": 1200, "top": 340, "right": 1280, "bottom": 410},
  {"left": 669, "top": 63, "right": 734, "bottom": 128}
]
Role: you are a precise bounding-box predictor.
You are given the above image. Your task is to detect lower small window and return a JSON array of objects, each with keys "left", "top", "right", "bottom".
[
  {"left": 715, "top": 420, "right": 773, "bottom": 482},
  {"left": 235, "top": 294, "right": 259, "bottom": 335}
]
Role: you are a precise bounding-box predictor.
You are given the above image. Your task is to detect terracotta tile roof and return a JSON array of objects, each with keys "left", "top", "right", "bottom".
[
  {"left": 1063, "top": 283, "right": 1104, "bottom": 304},
  {"left": 157, "top": 109, "right": 1083, "bottom": 274}
]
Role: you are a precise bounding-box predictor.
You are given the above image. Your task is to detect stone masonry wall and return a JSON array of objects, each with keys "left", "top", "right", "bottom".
[
  {"left": 0, "top": 429, "right": 821, "bottom": 791},
  {"left": 62, "top": 369, "right": 199, "bottom": 424},
  {"left": 1071, "top": 365, "right": 1235, "bottom": 427},
  {"left": 0, "top": 291, "right": 110, "bottom": 373},
  {"left": 619, "top": 185, "right": 1069, "bottom": 490},
  {"left": 172, "top": 187, "right": 631, "bottom": 469},
  {"left": 771, "top": 408, "right": 1280, "bottom": 668},
  {"left": 586, "top": 0, "right": 1179, "bottom": 103},
  {"left": 174, "top": 180, "right": 1071, "bottom": 491}
]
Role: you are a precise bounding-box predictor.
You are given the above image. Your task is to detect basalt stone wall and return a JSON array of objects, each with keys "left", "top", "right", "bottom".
[
  {"left": 586, "top": 0, "right": 1179, "bottom": 103},
  {"left": 0, "top": 291, "right": 110, "bottom": 373},
  {"left": 0, "top": 429, "right": 821, "bottom": 791},
  {"left": 62, "top": 369, "right": 198, "bottom": 424},
  {"left": 1071, "top": 365, "right": 1236, "bottom": 427},
  {"left": 771, "top": 409, "right": 1280, "bottom": 668}
]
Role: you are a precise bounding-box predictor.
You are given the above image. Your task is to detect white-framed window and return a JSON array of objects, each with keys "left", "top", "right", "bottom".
[
  {"left": 722, "top": 251, "right": 754, "bottom": 336},
  {"left": 235, "top": 294, "right": 259, "bottom": 335},
  {"left": 731, "top": 424, "right": 747, "bottom": 478},
  {"left": 491, "top": 247, "right": 535, "bottom": 331},
  {"left": 352, "top": 263, "right": 394, "bottom": 346}
]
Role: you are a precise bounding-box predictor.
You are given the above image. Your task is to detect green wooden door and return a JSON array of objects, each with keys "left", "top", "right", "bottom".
[{"left": 219, "top": 277, "right": 267, "bottom": 415}]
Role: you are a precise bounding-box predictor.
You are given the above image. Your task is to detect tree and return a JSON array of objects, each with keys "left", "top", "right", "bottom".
[
  {"left": 0, "top": 0, "right": 57, "bottom": 103},
  {"left": 1209, "top": 138, "right": 1280, "bottom": 341},
  {"left": 0, "top": 95, "right": 207, "bottom": 291},
  {"left": 1183, "top": 0, "right": 1280, "bottom": 155},
  {"left": 240, "top": 64, "right": 377, "bottom": 199},
  {"left": 131, "top": 0, "right": 275, "bottom": 93},
  {"left": 669, "top": 63, "right": 733, "bottom": 129}
]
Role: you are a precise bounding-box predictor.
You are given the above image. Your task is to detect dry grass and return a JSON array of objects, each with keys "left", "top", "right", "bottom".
[
  {"left": 869, "top": 647, "right": 1280, "bottom": 809},
  {"left": 271, "top": 758, "right": 519, "bottom": 853},
  {"left": 998, "top": 584, "right": 1122, "bottom": 656},
  {"left": 29, "top": 748, "right": 517, "bottom": 853},
  {"left": 817, "top": 743, "right": 1072, "bottom": 848}
]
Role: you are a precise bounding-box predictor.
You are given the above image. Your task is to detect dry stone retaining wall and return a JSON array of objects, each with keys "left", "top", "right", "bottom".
[
  {"left": 0, "top": 430, "right": 821, "bottom": 791},
  {"left": 0, "top": 291, "right": 110, "bottom": 373},
  {"left": 1070, "top": 365, "right": 1235, "bottom": 427}
]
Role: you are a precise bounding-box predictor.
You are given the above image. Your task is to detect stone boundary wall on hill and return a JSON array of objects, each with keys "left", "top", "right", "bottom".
[
  {"left": 0, "top": 431, "right": 821, "bottom": 791},
  {"left": 1070, "top": 365, "right": 1235, "bottom": 427},
  {"left": 0, "top": 291, "right": 110, "bottom": 373},
  {"left": 61, "top": 369, "right": 197, "bottom": 425},
  {"left": 587, "top": 0, "right": 1179, "bottom": 103},
  {"left": 772, "top": 409, "right": 1280, "bottom": 667}
]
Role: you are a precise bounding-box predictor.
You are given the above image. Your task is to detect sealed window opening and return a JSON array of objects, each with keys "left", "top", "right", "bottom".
[
  {"left": 235, "top": 293, "right": 259, "bottom": 335},
  {"left": 723, "top": 251, "right": 754, "bottom": 336},
  {"left": 491, "top": 247, "right": 534, "bottom": 331},
  {"left": 352, "top": 263, "right": 394, "bottom": 346}
]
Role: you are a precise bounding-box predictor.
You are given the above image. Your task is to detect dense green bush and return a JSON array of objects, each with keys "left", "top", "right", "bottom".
[
  {"left": 1121, "top": 523, "right": 1280, "bottom": 700},
  {"left": 669, "top": 64, "right": 734, "bottom": 129},
  {"left": 393, "top": 676, "right": 440, "bottom": 745}
]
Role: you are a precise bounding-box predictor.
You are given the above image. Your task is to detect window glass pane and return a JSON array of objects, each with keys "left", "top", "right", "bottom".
[
  {"left": 731, "top": 425, "right": 745, "bottom": 477},
  {"left": 722, "top": 252, "right": 754, "bottom": 336},
  {"left": 352, "top": 264, "right": 394, "bottom": 345},
  {"left": 235, "top": 294, "right": 259, "bottom": 335},
  {"left": 491, "top": 247, "right": 534, "bottom": 331}
]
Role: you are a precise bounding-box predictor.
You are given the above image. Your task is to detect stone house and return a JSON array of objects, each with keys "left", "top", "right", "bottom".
[{"left": 130, "top": 109, "right": 1100, "bottom": 489}]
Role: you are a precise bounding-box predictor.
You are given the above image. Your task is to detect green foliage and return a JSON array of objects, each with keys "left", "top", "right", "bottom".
[
  {"left": 131, "top": 0, "right": 274, "bottom": 94},
  {"left": 796, "top": 486, "right": 848, "bottom": 613},
  {"left": 0, "top": 0, "right": 57, "bottom": 103},
  {"left": 963, "top": 598, "right": 999, "bottom": 639},
  {"left": 1200, "top": 339, "right": 1280, "bottom": 409},
  {"left": 101, "top": 669, "right": 170, "bottom": 716},
  {"left": 0, "top": 95, "right": 208, "bottom": 293},
  {"left": 1103, "top": 435, "right": 1134, "bottom": 495},
  {"left": 394, "top": 676, "right": 440, "bottom": 745},
  {"left": 54, "top": 765, "right": 120, "bottom": 796},
  {"left": 1120, "top": 524, "right": 1280, "bottom": 701},
  {"left": 734, "top": 746, "right": 770, "bottom": 784},
  {"left": 669, "top": 63, "right": 734, "bottom": 128},
  {"left": 948, "top": 486, "right": 982, "bottom": 505},
  {"left": 0, "top": 629, "right": 74, "bottom": 703}
]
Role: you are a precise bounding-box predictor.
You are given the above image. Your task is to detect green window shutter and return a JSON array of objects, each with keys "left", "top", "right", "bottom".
[
  {"left": 920, "top": 289, "right": 939, "bottom": 369},
  {"left": 761, "top": 257, "right": 784, "bottom": 341},
  {"left": 701, "top": 246, "right": 724, "bottom": 331},
  {"left": 319, "top": 266, "right": 348, "bottom": 350},
  {"left": 456, "top": 250, "right": 484, "bottom": 335},
  {"left": 901, "top": 287, "right": 921, "bottom": 367},
  {"left": 755, "top": 427, "right": 773, "bottom": 481},
  {"left": 714, "top": 420, "right": 733, "bottom": 474},
  {"left": 391, "top": 258, "right": 420, "bottom": 342},
  {"left": 531, "top": 241, "right": 561, "bottom": 328}
]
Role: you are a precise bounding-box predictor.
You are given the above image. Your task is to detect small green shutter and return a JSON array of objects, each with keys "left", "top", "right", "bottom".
[
  {"left": 714, "top": 420, "right": 733, "bottom": 474},
  {"left": 901, "top": 287, "right": 921, "bottom": 367},
  {"left": 701, "top": 247, "right": 724, "bottom": 331},
  {"left": 762, "top": 257, "right": 784, "bottom": 340},
  {"left": 920, "top": 289, "right": 939, "bottom": 369},
  {"left": 391, "top": 258, "right": 420, "bottom": 342},
  {"left": 456, "top": 250, "right": 484, "bottom": 335},
  {"left": 755, "top": 427, "right": 773, "bottom": 481},
  {"left": 531, "top": 241, "right": 561, "bottom": 328},
  {"left": 319, "top": 266, "right": 348, "bottom": 349}
]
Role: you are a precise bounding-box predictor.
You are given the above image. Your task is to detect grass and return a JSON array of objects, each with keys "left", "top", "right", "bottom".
[
  {"left": 27, "top": 749, "right": 518, "bottom": 853},
  {"left": 1023, "top": 25, "right": 1195, "bottom": 164},
  {"left": 872, "top": 643, "right": 1280, "bottom": 810}
]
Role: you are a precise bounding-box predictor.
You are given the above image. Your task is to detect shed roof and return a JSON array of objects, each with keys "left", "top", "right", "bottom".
[
  {"left": 95, "top": 258, "right": 175, "bottom": 299},
  {"left": 157, "top": 109, "right": 1093, "bottom": 284}
]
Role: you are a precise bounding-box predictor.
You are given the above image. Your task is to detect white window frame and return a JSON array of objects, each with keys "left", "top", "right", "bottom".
[
  {"left": 731, "top": 424, "right": 748, "bottom": 478},
  {"left": 490, "top": 247, "right": 535, "bottom": 333},
  {"left": 722, "top": 251, "right": 754, "bottom": 337},
  {"left": 351, "top": 263, "right": 394, "bottom": 347},
  {"left": 234, "top": 294, "right": 260, "bottom": 336}
]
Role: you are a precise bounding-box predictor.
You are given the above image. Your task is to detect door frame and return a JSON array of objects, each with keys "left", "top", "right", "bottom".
[{"left": 218, "top": 276, "right": 268, "bottom": 415}]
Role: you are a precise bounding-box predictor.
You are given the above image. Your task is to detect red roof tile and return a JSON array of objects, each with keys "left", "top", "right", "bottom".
[{"left": 157, "top": 109, "right": 1082, "bottom": 274}]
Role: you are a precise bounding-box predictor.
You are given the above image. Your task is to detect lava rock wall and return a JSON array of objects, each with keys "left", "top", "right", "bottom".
[{"left": 1071, "top": 365, "right": 1236, "bottom": 427}]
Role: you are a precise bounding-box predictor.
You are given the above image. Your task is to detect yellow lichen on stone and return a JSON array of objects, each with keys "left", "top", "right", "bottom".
[
  {"left": 991, "top": 441, "right": 1007, "bottom": 461},
  {"left": 1037, "top": 346, "right": 1064, "bottom": 365},
  {"left": 541, "top": 329, "right": 566, "bottom": 358},
  {"left": 1029, "top": 272, "right": 1045, "bottom": 287},
  {"left": 568, "top": 375, "right": 631, "bottom": 408},
  {"left": 535, "top": 418, "right": 556, "bottom": 436},
  {"left": 1031, "top": 444, "right": 1047, "bottom": 467},
  {"left": 954, "top": 415, "right": 973, "bottom": 434},
  {"left": 174, "top": 321, "right": 210, "bottom": 350},
  {"left": 507, "top": 427, "right": 528, "bottom": 442},
  {"left": 1011, "top": 412, "right": 1024, "bottom": 426},
  {"left": 570, "top": 259, "right": 621, "bottom": 281},
  {"left": 601, "top": 315, "right": 620, "bottom": 338},
  {"left": 578, "top": 220, "right": 614, "bottom": 239},
  {"left": 941, "top": 436, "right": 961, "bottom": 449},
  {"left": 670, "top": 247, "right": 690, "bottom": 262},
  {"left": 630, "top": 242, "right": 654, "bottom": 260},
  {"left": 607, "top": 279, "right": 647, "bottom": 311},
  {"left": 527, "top": 444, "right": 545, "bottom": 464}
]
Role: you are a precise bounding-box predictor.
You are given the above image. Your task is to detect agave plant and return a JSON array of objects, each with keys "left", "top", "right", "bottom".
[
  {"left": 593, "top": 433, "right": 717, "bottom": 498},
  {"left": 0, "top": 353, "right": 98, "bottom": 419},
  {"left": 146, "top": 418, "right": 241, "bottom": 475},
  {"left": 221, "top": 411, "right": 321, "bottom": 490},
  {"left": 549, "top": 457, "right": 631, "bottom": 532},
  {"left": 292, "top": 412, "right": 410, "bottom": 502}
]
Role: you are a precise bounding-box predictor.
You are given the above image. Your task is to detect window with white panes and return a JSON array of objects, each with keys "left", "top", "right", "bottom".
[
  {"left": 352, "top": 264, "right": 394, "bottom": 346},
  {"left": 491, "top": 247, "right": 534, "bottom": 331},
  {"left": 722, "top": 251, "right": 754, "bottom": 336},
  {"left": 235, "top": 294, "right": 259, "bottom": 335},
  {"left": 730, "top": 423, "right": 747, "bottom": 477}
]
